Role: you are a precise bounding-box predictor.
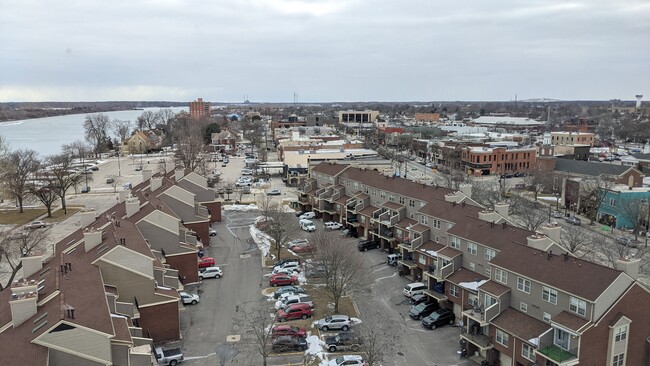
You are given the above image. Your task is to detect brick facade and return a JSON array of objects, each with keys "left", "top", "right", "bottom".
[
  {"left": 138, "top": 301, "right": 180, "bottom": 342},
  {"left": 166, "top": 252, "right": 199, "bottom": 284}
]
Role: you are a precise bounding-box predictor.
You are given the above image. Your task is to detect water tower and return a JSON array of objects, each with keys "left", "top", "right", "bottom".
[{"left": 636, "top": 95, "right": 643, "bottom": 109}]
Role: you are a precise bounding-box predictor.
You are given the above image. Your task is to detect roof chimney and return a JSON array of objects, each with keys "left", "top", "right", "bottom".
[
  {"left": 527, "top": 234, "right": 551, "bottom": 251},
  {"left": 539, "top": 222, "right": 561, "bottom": 243},
  {"left": 616, "top": 258, "right": 640, "bottom": 280},
  {"left": 479, "top": 210, "right": 501, "bottom": 224},
  {"left": 174, "top": 168, "right": 185, "bottom": 181},
  {"left": 10, "top": 283, "right": 38, "bottom": 327},
  {"left": 20, "top": 255, "right": 43, "bottom": 279},
  {"left": 79, "top": 210, "right": 97, "bottom": 228},
  {"left": 118, "top": 189, "right": 129, "bottom": 203},
  {"left": 494, "top": 202, "right": 509, "bottom": 219},
  {"left": 459, "top": 183, "right": 472, "bottom": 199},
  {"left": 125, "top": 196, "right": 141, "bottom": 218},
  {"left": 84, "top": 228, "right": 103, "bottom": 252},
  {"left": 150, "top": 176, "right": 163, "bottom": 192},
  {"left": 142, "top": 169, "right": 153, "bottom": 182}
]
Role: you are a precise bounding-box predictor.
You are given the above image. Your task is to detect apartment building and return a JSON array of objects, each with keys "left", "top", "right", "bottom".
[
  {"left": 300, "top": 162, "right": 649, "bottom": 366},
  {"left": 189, "top": 97, "right": 211, "bottom": 119},
  {"left": 551, "top": 132, "right": 595, "bottom": 147},
  {"left": 461, "top": 146, "right": 537, "bottom": 176},
  {"left": 337, "top": 110, "right": 379, "bottom": 124},
  {"left": 0, "top": 167, "right": 220, "bottom": 365}
]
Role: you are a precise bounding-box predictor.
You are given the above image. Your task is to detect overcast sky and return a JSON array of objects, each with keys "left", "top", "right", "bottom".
[{"left": 1, "top": 0, "right": 648, "bottom": 102}]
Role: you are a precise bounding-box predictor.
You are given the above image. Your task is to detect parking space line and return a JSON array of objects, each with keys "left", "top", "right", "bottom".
[{"left": 374, "top": 272, "right": 397, "bottom": 282}]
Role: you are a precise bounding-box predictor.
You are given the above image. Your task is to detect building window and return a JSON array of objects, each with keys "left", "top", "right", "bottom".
[
  {"left": 570, "top": 297, "right": 587, "bottom": 317},
  {"left": 433, "top": 219, "right": 441, "bottom": 229},
  {"left": 612, "top": 353, "right": 624, "bottom": 366},
  {"left": 380, "top": 191, "right": 385, "bottom": 199},
  {"left": 522, "top": 343, "right": 535, "bottom": 362},
  {"left": 467, "top": 243, "right": 477, "bottom": 255},
  {"left": 543, "top": 286, "right": 558, "bottom": 305},
  {"left": 409, "top": 199, "right": 415, "bottom": 207},
  {"left": 449, "top": 284, "right": 459, "bottom": 297},
  {"left": 484, "top": 248, "right": 496, "bottom": 261},
  {"left": 418, "top": 255, "right": 426, "bottom": 265},
  {"left": 360, "top": 216, "right": 365, "bottom": 223},
  {"left": 389, "top": 194, "right": 395, "bottom": 202},
  {"left": 494, "top": 268, "right": 508, "bottom": 284},
  {"left": 543, "top": 312, "right": 551, "bottom": 323},
  {"left": 609, "top": 198, "right": 616, "bottom": 206},
  {"left": 420, "top": 215, "right": 429, "bottom": 225},
  {"left": 615, "top": 325, "right": 627, "bottom": 342},
  {"left": 520, "top": 302, "right": 528, "bottom": 312},
  {"left": 399, "top": 197, "right": 405, "bottom": 205},
  {"left": 485, "top": 267, "right": 491, "bottom": 277},
  {"left": 517, "top": 277, "right": 531, "bottom": 294},
  {"left": 469, "top": 262, "right": 475, "bottom": 271},
  {"left": 450, "top": 237, "right": 461, "bottom": 249},
  {"left": 496, "top": 329, "right": 509, "bottom": 347},
  {"left": 434, "top": 236, "right": 439, "bottom": 242}
]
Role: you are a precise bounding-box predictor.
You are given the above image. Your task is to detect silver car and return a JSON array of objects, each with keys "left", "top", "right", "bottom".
[{"left": 316, "top": 315, "right": 352, "bottom": 332}]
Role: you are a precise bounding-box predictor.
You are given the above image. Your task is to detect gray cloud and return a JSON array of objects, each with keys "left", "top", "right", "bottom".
[{"left": 0, "top": 0, "right": 648, "bottom": 102}]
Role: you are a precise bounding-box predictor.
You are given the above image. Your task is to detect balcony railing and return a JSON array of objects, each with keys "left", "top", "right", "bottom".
[
  {"left": 439, "top": 263, "right": 454, "bottom": 279},
  {"left": 461, "top": 327, "right": 493, "bottom": 350},
  {"left": 537, "top": 345, "right": 579, "bottom": 365},
  {"left": 331, "top": 191, "right": 341, "bottom": 202},
  {"left": 411, "top": 236, "right": 422, "bottom": 247},
  {"left": 116, "top": 301, "right": 139, "bottom": 318},
  {"left": 197, "top": 205, "right": 209, "bottom": 217},
  {"left": 163, "top": 275, "right": 180, "bottom": 289}
]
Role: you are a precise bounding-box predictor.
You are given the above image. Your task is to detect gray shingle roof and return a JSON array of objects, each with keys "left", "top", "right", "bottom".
[
  {"left": 554, "top": 159, "right": 632, "bottom": 177},
  {"left": 632, "top": 153, "right": 650, "bottom": 161}
]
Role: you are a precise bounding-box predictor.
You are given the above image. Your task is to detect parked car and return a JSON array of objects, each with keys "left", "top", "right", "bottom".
[
  {"left": 209, "top": 228, "right": 217, "bottom": 236},
  {"left": 135, "top": 165, "right": 142, "bottom": 171},
  {"left": 153, "top": 346, "right": 184, "bottom": 366},
  {"left": 179, "top": 292, "right": 200, "bottom": 305},
  {"left": 316, "top": 315, "right": 353, "bottom": 332},
  {"left": 271, "top": 336, "right": 308, "bottom": 353},
  {"left": 273, "top": 262, "right": 301, "bottom": 272},
  {"left": 327, "top": 355, "right": 367, "bottom": 366},
  {"left": 25, "top": 221, "right": 47, "bottom": 229},
  {"left": 270, "top": 274, "right": 298, "bottom": 287},
  {"left": 409, "top": 302, "right": 439, "bottom": 320},
  {"left": 357, "top": 240, "right": 380, "bottom": 251},
  {"left": 616, "top": 237, "right": 638, "bottom": 248},
  {"left": 386, "top": 253, "right": 402, "bottom": 266},
  {"left": 274, "top": 294, "right": 313, "bottom": 310},
  {"left": 565, "top": 216, "right": 582, "bottom": 225},
  {"left": 106, "top": 177, "right": 115, "bottom": 184},
  {"left": 198, "top": 266, "right": 222, "bottom": 280},
  {"left": 89, "top": 166, "right": 99, "bottom": 171},
  {"left": 305, "top": 266, "right": 326, "bottom": 278},
  {"left": 299, "top": 212, "right": 316, "bottom": 220},
  {"left": 550, "top": 210, "right": 563, "bottom": 218},
  {"left": 325, "top": 333, "right": 362, "bottom": 352},
  {"left": 198, "top": 257, "right": 216, "bottom": 268},
  {"left": 299, "top": 219, "right": 316, "bottom": 232},
  {"left": 272, "top": 267, "right": 299, "bottom": 276},
  {"left": 294, "top": 210, "right": 305, "bottom": 217},
  {"left": 409, "top": 293, "right": 428, "bottom": 306},
  {"left": 273, "top": 285, "right": 305, "bottom": 299},
  {"left": 267, "top": 189, "right": 281, "bottom": 196},
  {"left": 271, "top": 325, "right": 307, "bottom": 339},
  {"left": 292, "top": 244, "right": 316, "bottom": 253},
  {"left": 274, "top": 258, "right": 302, "bottom": 267},
  {"left": 276, "top": 303, "right": 313, "bottom": 322},
  {"left": 241, "top": 169, "right": 254, "bottom": 175},
  {"left": 286, "top": 239, "right": 309, "bottom": 247},
  {"left": 81, "top": 186, "right": 91, "bottom": 193},
  {"left": 324, "top": 221, "right": 343, "bottom": 230},
  {"left": 403, "top": 282, "right": 426, "bottom": 298},
  {"left": 421, "top": 308, "right": 456, "bottom": 329}
]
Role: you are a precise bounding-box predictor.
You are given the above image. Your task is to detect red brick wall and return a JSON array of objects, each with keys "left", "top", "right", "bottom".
[
  {"left": 579, "top": 284, "right": 650, "bottom": 366},
  {"left": 616, "top": 170, "right": 644, "bottom": 187},
  {"left": 203, "top": 201, "right": 222, "bottom": 223},
  {"left": 166, "top": 252, "right": 199, "bottom": 283},
  {"left": 184, "top": 221, "right": 209, "bottom": 246},
  {"left": 139, "top": 301, "right": 180, "bottom": 342}
]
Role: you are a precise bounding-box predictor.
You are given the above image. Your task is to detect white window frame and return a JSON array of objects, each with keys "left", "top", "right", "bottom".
[
  {"left": 469, "top": 262, "right": 475, "bottom": 271},
  {"left": 494, "top": 268, "right": 508, "bottom": 284},
  {"left": 433, "top": 219, "right": 441, "bottom": 229},
  {"left": 543, "top": 312, "right": 551, "bottom": 323},
  {"left": 615, "top": 325, "right": 627, "bottom": 342},
  {"left": 543, "top": 286, "right": 558, "bottom": 305},
  {"left": 522, "top": 343, "right": 535, "bottom": 362},
  {"left": 418, "top": 255, "right": 426, "bottom": 265},
  {"left": 467, "top": 242, "right": 477, "bottom": 255},
  {"left": 450, "top": 237, "right": 461, "bottom": 249},
  {"left": 612, "top": 353, "right": 624, "bottom": 366},
  {"left": 449, "top": 284, "right": 459, "bottom": 297},
  {"left": 484, "top": 248, "right": 496, "bottom": 261},
  {"left": 570, "top": 297, "right": 587, "bottom": 317},
  {"left": 420, "top": 215, "right": 428, "bottom": 225},
  {"left": 496, "top": 329, "right": 509, "bottom": 347},
  {"left": 517, "top": 277, "right": 531, "bottom": 294},
  {"left": 520, "top": 302, "right": 528, "bottom": 313},
  {"left": 485, "top": 267, "right": 491, "bottom": 277}
]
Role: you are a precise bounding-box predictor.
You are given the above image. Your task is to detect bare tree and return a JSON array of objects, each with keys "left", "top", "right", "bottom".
[
  {"left": 136, "top": 110, "right": 160, "bottom": 130},
  {"left": 579, "top": 177, "right": 615, "bottom": 224},
  {"left": 107, "top": 175, "right": 119, "bottom": 192},
  {"left": 27, "top": 168, "right": 59, "bottom": 218},
  {"left": 312, "top": 231, "right": 370, "bottom": 312},
  {"left": 223, "top": 180, "right": 235, "bottom": 201},
  {"left": 83, "top": 113, "right": 111, "bottom": 156},
  {"left": 524, "top": 167, "right": 552, "bottom": 201},
  {"left": 592, "top": 238, "right": 632, "bottom": 269},
  {"left": 112, "top": 119, "right": 132, "bottom": 143},
  {"left": 238, "top": 302, "right": 276, "bottom": 366},
  {"left": 355, "top": 310, "right": 404, "bottom": 366},
  {"left": 156, "top": 108, "right": 176, "bottom": 127},
  {"left": 47, "top": 152, "right": 85, "bottom": 214},
  {"left": 0, "top": 228, "right": 49, "bottom": 291},
  {"left": 0, "top": 134, "right": 8, "bottom": 157},
  {"left": 241, "top": 120, "right": 265, "bottom": 154},
  {"left": 262, "top": 205, "right": 301, "bottom": 261},
  {"left": 0, "top": 149, "right": 40, "bottom": 212},
  {"left": 616, "top": 195, "right": 645, "bottom": 240},
  {"left": 470, "top": 180, "right": 502, "bottom": 210},
  {"left": 509, "top": 196, "right": 548, "bottom": 231},
  {"left": 558, "top": 225, "right": 595, "bottom": 257},
  {"left": 435, "top": 168, "right": 467, "bottom": 191},
  {"left": 174, "top": 124, "right": 207, "bottom": 171}
]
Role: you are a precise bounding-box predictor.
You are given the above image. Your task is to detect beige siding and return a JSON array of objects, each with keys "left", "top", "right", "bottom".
[
  {"left": 97, "top": 262, "right": 171, "bottom": 305},
  {"left": 159, "top": 194, "right": 195, "bottom": 222},
  {"left": 102, "top": 246, "right": 154, "bottom": 278},
  {"left": 163, "top": 185, "right": 195, "bottom": 206},
  {"left": 38, "top": 325, "right": 112, "bottom": 364},
  {"left": 49, "top": 349, "right": 107, "bottom": 366},
  {"left": 593, "top": 274, "right": 633, "bottom": 320},
  {"left": 111, "top": 344, "right": 130, "bottom": 366},
  {"left": 141, "top": 210, "right": 180, "bottom": 234},
  {"left": 136, "top": 221, "right": 185, "bottom": 255}
]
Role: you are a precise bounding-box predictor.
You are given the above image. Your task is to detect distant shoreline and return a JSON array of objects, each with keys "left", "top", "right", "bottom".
[{"left": 0, "top": 103, "right": 185, "bottom": 123}]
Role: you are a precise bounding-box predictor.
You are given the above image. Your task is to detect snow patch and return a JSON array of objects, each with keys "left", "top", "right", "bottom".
[
  {"left": 528, "top": 337, "right": 539, "bottom": 347},
  {"left": 350, "top": 317, "right": 362, "bottom": 324},
  {"left": 424, "top": 250, "right": 438, "bottom": 256},
  {"left": 305, "top": 335, "right": 326, "bottom": 362},
  {"left": 249, "top": 225, "right": 274, "bottom": 257},
  {"left": 111, "top": 314, "right": 128, "bottom": 319},
  {"left": 459, "top": 280, "right": 488, "bottom": 291},
  {"left": 224, "top": 204, "right": 259, "bottom": 212}
]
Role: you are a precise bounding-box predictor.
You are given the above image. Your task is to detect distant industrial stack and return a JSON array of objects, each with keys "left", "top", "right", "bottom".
[
  {"left": 636, "top": 94, "right": 643, "bottom": 109},
  {"left": 189, "top": 97, "right": 211, "bottom": 119}
]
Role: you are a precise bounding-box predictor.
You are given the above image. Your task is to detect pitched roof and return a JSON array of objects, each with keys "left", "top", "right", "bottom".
[
  {"left": 447, "top": 217, "right": 532, "bottom": 252},
  {"left": 359, "top": 205, "right": 378, "bottom": 217},
  {"left": 478, "top": 280, "right": 511, "bottom": 297},
  {"left": 492, "top": 308, "right": 550, "bottom": 342},
  {"left": 418, "top": 198, "right": 483, "bottom": 223},
  {"left": 311, "top": 163, "right": 349, "bottom": 177},
  {"left": 446, "top": 268, "right": 487, "bottom": 285},
  {"left": 490, "top": 241, "right": 625, "bottom": 301},
  {"left": 552, "top": 311, "right": 590, "bottom": 333},
  {"left": 335, "top": 195, "right": 350, "bottom": 205},
  {"left": 437, "top": 247, "right": 462, "bottom": 258},
  {"left": 554, "top": 159, "right": 635, "bottom": 177},
  {"left": 417, "top": 241, "right": 446, "bottom": 257},
  {"left": 632, "top": 152, "right": 650, "bottom": 161}
]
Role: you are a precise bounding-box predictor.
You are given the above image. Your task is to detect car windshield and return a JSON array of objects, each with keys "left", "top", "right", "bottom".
[
  {"left": 325, "top": 316, "right": 332, "bottom": 322},
  {"left": 428, "top": 312, "right": 440, "bottom": 320},
  {"left": 414, "top": 303, "right": 427, "bottom": 311},
  {"left": 334, "top": 357, "right": 345, "bottom": 364}
]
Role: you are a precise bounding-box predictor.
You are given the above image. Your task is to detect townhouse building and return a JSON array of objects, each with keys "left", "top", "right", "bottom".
[
  {"left": 0, "top": 167, "right": 221, "bottom": 365},
  {"left": 300, "top": 162, "right": 650, "bottom": 366}
]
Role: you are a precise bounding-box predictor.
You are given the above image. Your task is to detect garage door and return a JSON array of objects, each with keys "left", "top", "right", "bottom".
[{"left": 499, "top": 353, "right": 512, "bottom": 366}]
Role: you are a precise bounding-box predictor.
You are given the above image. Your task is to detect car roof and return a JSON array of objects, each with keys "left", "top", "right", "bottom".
[{"left": 328, "top": 314, "right": 350, "bottom": 320}]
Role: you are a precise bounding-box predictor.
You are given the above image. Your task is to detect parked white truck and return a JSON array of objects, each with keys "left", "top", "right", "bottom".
[{"left": 154, "top": 346, "right": 184, "bottom": 365}]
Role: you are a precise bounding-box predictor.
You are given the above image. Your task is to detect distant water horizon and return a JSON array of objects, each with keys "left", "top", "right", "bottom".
[{"left": 0, "top": 107, "right": 187, "bottom": 157}]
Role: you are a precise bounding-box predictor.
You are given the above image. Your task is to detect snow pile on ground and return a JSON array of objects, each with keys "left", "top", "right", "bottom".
[
  {"left": 350, "top": 317, "right": 362, "bottom": 324},
  {"left": 305, "top": 335, "right": 326, "bottom": 363},
  {"left": 282, "top": 204, "right": 297, "bottom": 213},
  {"left": 224, "top": 204, "right": 259, "bottom": 212},
  {"left": 249, "top": 225, "right": 274, "bottom": 256}
]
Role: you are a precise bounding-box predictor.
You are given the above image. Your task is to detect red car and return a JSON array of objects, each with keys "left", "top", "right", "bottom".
[
  {"left": 277, "top": 303, "right": 313, "bottom": 322},
  {"left": 271, "top": 325, "right": 307, "bottom": 339},
  {"left": 199, "top": 257, "right": 215, "bottom": 268},
  {"left": 270, "top": 274, "right": 298, "bottom": 287},
  {"left": 291, "top": 244, "right": 315, "bottom": 253}
]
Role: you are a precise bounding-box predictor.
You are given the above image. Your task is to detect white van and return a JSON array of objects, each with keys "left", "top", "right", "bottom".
[
  {"left": 299, "top": 212, "right": 316, "bottom": 220},
  {"left": 403, "top": 282, "right": 426, "bottom": 298},
  {"left": 299, "top": 219, "right": 316, "bottom": 232}
]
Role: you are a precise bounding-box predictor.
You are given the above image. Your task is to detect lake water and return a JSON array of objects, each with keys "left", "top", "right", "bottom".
[{"left": 0, "top": 107, "right": 187, "bottom": 157}]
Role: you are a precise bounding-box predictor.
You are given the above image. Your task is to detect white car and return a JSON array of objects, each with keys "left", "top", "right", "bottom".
[
  {"left": 199, "top": 266, "right": 222, "bottom": 280},
  {"left": 25, "top": 221, "right": 47, "bottom": 229},
  {"left": 299, "top": 212, "right": 316, "bottom": 220},
  {"left": 274, "top": 294, "right": 314, "bottom": 310},
  {"left": 328, "top": 355, "right": 366, "bottom": 366},
  {"left": 179, "top": 292, "right": 200, "bottom": 305},
  {"left": 272, "top": 267, "right": 299, "bottom": 275},
  {"left": 274, "top": 262, "right": 301, "bottom": 273},
  {"left": 241, "top": 169, "right": 254, "bottom": 175},
  {"left": 324, "top": 222, "right": 343, "bottom": 230}
]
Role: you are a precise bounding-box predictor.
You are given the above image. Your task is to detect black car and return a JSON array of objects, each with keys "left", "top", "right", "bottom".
[
  {"left": 273, "top": 286, "right": 306, "bottom": 299},
  {"left": 81, "top": 186, "right": 91, "bottom": 193},
  {"left": 616, "top": 237, "right": 638, "bottom": 248},
  {"left": 274, "top": 258, "right": 302, "bottom": 267},
  {"left": 357, "top": 240, "right": 380, "bottom": 252},
  {"left": 271, "top": 336, "right": 308, "bottom": 353},
  {"left": 422, "top": 309, "right": 455, "bottom": 329},
  {"left": 409, "top": 293, "right": 428, "bottom": 306},
  {"left": 408, "top": 302, "right": 439, "bottom": 320},
  {"left": 325, "top": 332, "right": 362, "bottom": 352}
]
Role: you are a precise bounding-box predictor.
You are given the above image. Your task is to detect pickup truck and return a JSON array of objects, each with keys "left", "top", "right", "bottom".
[{"left": 154, "top": 346, "right": 184, "bottom": 365}]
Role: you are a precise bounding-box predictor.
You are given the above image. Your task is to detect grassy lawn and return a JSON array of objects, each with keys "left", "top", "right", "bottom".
[
  {"left": 42, "top": 206, "right": 83, "bottom": 223},
  {"left": 0, "top": 208, "right": 47, "bottom": 225}
]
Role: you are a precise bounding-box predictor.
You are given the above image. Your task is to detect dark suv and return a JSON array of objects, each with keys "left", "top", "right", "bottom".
[
  {"left": 422, "top": 308, "right": 456, "bottom": 329},
  {"left": 271, "top": 336, "right": 308, "bottom": 353},
  {"left": 325, "top": 332, "right": 362, "bottom": 352},
  {"left": 409, "top": 302, "right": 439, "bottom": 320},
  {"left": 357, "top": 240, "right": 380, "bottom": 252}
]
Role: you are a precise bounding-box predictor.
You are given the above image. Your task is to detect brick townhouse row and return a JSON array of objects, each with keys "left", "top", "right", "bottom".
[
  {"left": 0, "top": 167, "right": 221, "bottom": 365},
  {"left": 299, "top": 162, "right": 650, "bottom": 366}
]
